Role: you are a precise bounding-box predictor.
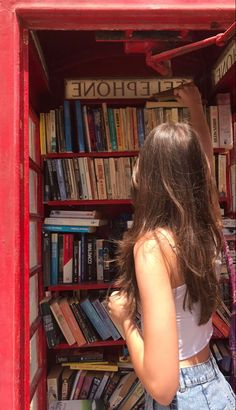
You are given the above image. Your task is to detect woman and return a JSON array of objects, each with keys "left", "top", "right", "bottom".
[{"left": 108, "top": 83, "right": 235, "bottom": 409}]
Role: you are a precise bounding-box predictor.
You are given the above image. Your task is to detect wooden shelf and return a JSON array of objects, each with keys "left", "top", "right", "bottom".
[
  {"left": 44, "top": 199, "right": 133, "bottom": 206},
  {"left": 48, "top": 282, "right": 116, "bottom": 291},
  {"left": 42, "top": 151, "right": 139, "bottom": 159},
  {"left": 54, "top": 340, "right": 126, "bottom": 349}
]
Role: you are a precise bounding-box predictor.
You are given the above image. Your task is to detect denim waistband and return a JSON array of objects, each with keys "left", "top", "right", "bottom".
[{"left": 178, "top": 354, "right": 219, "bottom": 392}]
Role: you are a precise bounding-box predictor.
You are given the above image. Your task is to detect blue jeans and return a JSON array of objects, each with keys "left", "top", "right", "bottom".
[{"left": 145, "top": 354, "right": 235, "bottom": 409}]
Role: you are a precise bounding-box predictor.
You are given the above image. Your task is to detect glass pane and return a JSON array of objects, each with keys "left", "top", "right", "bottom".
[
  {"left": 30, "top": 221, "right": 38, "bottom": 268},
  {"left": 30, "top": 387, "right": 39, "bottom": 410},
  {"left": 30, "top": 274, "right": 39, "bottom": 326},
  {"left": 29, "top": 117, "right": 36, "bottom": 162},
  {"left": 30, "top": 330, "right": 39, "bottom": 383},
  {"left": 29, "top": 169, "right": 38, "bottom": 214}
]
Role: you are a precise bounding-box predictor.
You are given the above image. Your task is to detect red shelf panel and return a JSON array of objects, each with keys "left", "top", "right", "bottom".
[
  {"left": 44, "top": 199, "right": 133, "bottom": 206},
  {"left": 48, "top": 282, "right": 116, "bottom": 291},
  {"left": 54, "top": 340, "right": 126, "bottom": 349},
  {"left": 42, "top": 151, "right": 139, "bottom": 159}
]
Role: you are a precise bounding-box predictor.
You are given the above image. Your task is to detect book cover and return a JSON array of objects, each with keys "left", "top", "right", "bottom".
[
  {"left": 40, "top": 296, "right": 61, "bottom": 348},
  {"left": 50, "top": 298, "right": 76, "bottom": 346},
  {"left": 119, "top": 380, "right": 144, "bottom": 410},
  {"left": 80, "top": 298, "right": 111, "bottom": 340},
  {"left": 212, "top": 311, "right": 230, "bottom": 338},
  {"left": 55, "top": 159, "right": 67, "bottom": 201},
  {"left": 208, "top": 106, "right": 220, "bottom": 148},
  {"left": 58, "top": 297, "right": 86, "bottom": 347},
  {"left": 92, "top": 298, "right": 121, "bottom": 340},
  {"left": 94, "top": 158, "right": 107, "bottom": 200},
  {"left": 108, "top": 371, "right": 137, "bottom": 409},
  {"left": 47, "top": 365, "right": 63, "bottom": 405},
  {"left": 79, "top": 371, "right": 96, "bottom": 399},
  {"left": 93, "top": 371, "right": 110, "bottom": 400},
  {"left": 61, "top": 367, "right": 76, "bottom": 400}
]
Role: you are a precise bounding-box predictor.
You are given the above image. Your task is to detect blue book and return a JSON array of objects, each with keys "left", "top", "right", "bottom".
[
  {"left": 43, "top": 225, "right": 96, "bottom": 233},
  {"left": 80, "top": 298, "right": 111, "bottom": 340},
  {"left": 137, "top": 108, "right": 145, "bottom": 147},
  {"left": 51, "top": 233, "right": 58, "bottom": 285},
  {"left": 107, "top": 108, "right": 117, "bottom": 151},
  {"left": 75, "top": 100, "right": 86, "bottom": 152},
  {"left": 63, "top": 100, "right": 72, "bottom": 152},
  {"left": 92, "top": 299, "right": 121, "bottom": 340},
  {"left": 55, "top": 159, "right": 67, "bottom": 200}
]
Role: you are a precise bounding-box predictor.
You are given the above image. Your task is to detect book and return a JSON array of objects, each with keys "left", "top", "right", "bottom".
[
  {"left": 44, "top": 217, "right": 107, "bottom": 227},
  {"left": 69, "top": 370, "right": 82, "bottom": 400},
  {"left": 50, "top": 210, "right": 102, "bottom": 219},
  {"left": 216, "top": 93, "right": 233, "bottom": 149},
  {"left": 93, "top": 371, "right": 110, "bottom": 400},
  {"left": 208, "top": 106, "right": 220, "bottom": 148},
  {"left": 65, "top": 363, "right": 118, "bottom": 372},
  {"left": 108, "top": 371, "right": 137, "bottom": 409},
  {"left": 74, "top": 100, "right": 86, "bottom": 152},
  {"left": 40, "top": 296, "right": 61, "bottom": 348},
  {"left": 63, "top": 100, "right": 73, "bottom": 152},
  {"left": 119, "top": 380, "right": 144, "bottom": 410},
  {"left": 92, "top": 298, "right": 122, "bottom": 340},
  {"left": 48, "top": 400, "right": 104, "bottom": 410},
  {"left": 80, "top": 298, "right": 111, "bottom": 340},
  {"left": 58, "top": 297, "right": 86, "bottom": 347},
  {"left": 42, "top": 232, "right": 51, "bottom": 287},
  {"left": 43, "top": 225, "right": 96, "bottom": 233},
  {"left": 50, "top": 298, "right": 76, "bottom": 345},
  {"left": 47, "top": 365, "right": 63, "bottom": 405},
  {"left": 61, "top": 367, "right": 76, "bottom": 400},
  {"left": 212, "top": 311, "right": 230, "bottom": 338},
  {"left": 51, "top": 233, "right": 59, "bottom": 285}
]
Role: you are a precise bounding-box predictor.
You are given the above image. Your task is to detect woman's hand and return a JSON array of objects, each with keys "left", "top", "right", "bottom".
[
  {"left": 174, "top": 82, "right": 202, "bottom": 108},
  {"left": 107, "top": 291, "right": 132, "bottom": 327}
]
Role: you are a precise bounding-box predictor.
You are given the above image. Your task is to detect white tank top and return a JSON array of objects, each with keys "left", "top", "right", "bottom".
[{"left": 173, "top": 284, "right": 213, "bottom": 360}]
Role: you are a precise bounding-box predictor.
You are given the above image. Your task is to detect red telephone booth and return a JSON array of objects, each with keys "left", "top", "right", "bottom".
[{"left": 0, "top": 1, "right": 235, "bottom": 409}]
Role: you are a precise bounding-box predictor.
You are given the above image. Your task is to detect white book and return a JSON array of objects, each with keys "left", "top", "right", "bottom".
[
  {"left": 93, "top": 372, "right": 110, "bottom": 400},
  {"left": 216, "top": 93, "right": 233, "bottom": 149},
  {"left": 69, "top": 370, "right": 82, "bottom": 399},
  {"left": 44, "top": 217, "right": 107, "bottom": 226},
  {"left": 50, "top": 210, "right": 101, "bottom": 218},
  {"left": 78, "top": 157, "right": 89, "bottom": 199},
  {"left": 83, "top": 157, "right": 93, "bottom": 200},
  {"left": 209, "top": 106, "right": 220, "bottom": 148}
]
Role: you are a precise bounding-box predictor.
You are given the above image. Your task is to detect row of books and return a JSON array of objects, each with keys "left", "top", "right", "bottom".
[
  {"left": 40, "top": 99, "right": 191, "bottom": 154},
  {"left": 44, "top": 156, "right": 136, "bottom": 201},
  {"left": 211, "top": 339, "right": 232, "bottom": 377},
  {"left": 43, "top": 232, "right": 116, "bottom": 286},
  {"left": 47, "top": 365, "right": 145, "bottom": 409},
  {"left": 40, "top": 295, "right": 123, "bottom": 348},
  {"left": 212, "top": 300, "right": 231, "bottom": 339}
]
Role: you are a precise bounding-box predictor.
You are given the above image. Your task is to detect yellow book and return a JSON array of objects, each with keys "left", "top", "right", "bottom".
[
  {"left": 63, "top": 362, "right": 118, "bottom": 372},
  {"left": 39, "top": 112, "right": 47, "bottom": 154}
]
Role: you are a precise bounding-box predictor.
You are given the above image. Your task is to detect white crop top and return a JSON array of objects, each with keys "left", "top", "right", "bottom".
[{"left": 173, "top": 284, "right": 213, "bottom": 360}]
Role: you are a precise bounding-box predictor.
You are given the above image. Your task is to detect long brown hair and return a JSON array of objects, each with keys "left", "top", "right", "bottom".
[{"left": 115, "top": 122, "right": 222, "bottom": 325}]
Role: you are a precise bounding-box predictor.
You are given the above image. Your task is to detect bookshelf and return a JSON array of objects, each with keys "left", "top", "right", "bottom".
[{"left": 27, "top": 28, "right": 235, "bottom": 410}]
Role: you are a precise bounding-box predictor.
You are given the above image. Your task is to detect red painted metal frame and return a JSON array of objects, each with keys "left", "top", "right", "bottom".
[{"left": 0, "top": 1, "right": 235, "bottom": 410}]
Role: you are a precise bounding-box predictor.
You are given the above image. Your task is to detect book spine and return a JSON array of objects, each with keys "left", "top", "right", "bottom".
[
  {"left": 70, "top": 302, "right": 94, "bottom": 343},
  {"left": 108, "top": 108, "right": 118, "bottom": 150},
  {"left": 43, "top": 225, "right": 96, "bottom": 233},
  {"left": 42, "top": 232, "right": 51, "bottom": 287},
  {"left": 51, "top": 233, "right": 58, "bottom": 286},
  {"left": 50, "top": 300, "right": 75, "bottom": 345},
  {"left": 50, "top": 109, "right": 57, "bottom": 152},
  {"left": 39, "top": 113, "right": 47, "bottom": 155},
  {"left": 63, "top": 234, "right": 73, "bottom": 283},
  {"left": 209, "top": 106, "right": 220, "bottom": 148},
  {"left": 55, "top": 159, "right": 67, "bottom": 200},
  {"left": 63, "top": 100, "right": 73, "bottom": 152},
  {"left": 40, "top": 299, "right": 59, "bottom": 348},
  {"left": 75, "top": 100, "right": 86, "bottom": 152}
]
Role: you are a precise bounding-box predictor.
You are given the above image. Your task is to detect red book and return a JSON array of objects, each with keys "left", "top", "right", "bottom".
[
  {"left": 63, "top": 234, "right": 73, "bottom": 283},
  {"left": 212, "top": 312, "right": 230, "bottom": 338},
  {"left": 58, "top": 297, "right": 86, "bottom": 347},
  {"left": 73, "top": 370, "right": 87, "bottom": 400}
]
